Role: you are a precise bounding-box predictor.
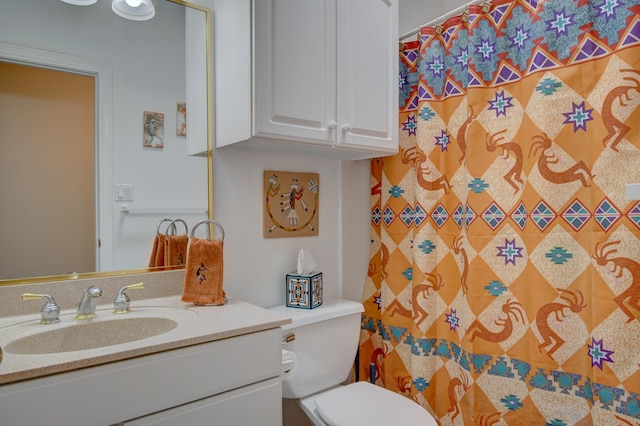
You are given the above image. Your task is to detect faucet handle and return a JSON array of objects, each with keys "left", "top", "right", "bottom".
[
  {"left": 113, "top": 282, "right": 146, "bottom": 314},
  {"left": 22, "top": 293, "right": 61, "bottom": 324},
  {"left": 75, "top": 286, "right": 102, "bottom": 319}
]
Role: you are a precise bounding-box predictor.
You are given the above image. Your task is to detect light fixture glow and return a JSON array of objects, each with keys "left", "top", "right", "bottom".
[
  {"left": 60, "top": 0, "right": 98, "bottom": 5},
  {"left": 112, "top": 0, "right": 155, "bottom": 21}
]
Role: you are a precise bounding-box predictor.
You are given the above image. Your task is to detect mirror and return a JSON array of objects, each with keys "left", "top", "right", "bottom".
[{"left": 0, "top": 0, "right": 213, "bottom": 284}]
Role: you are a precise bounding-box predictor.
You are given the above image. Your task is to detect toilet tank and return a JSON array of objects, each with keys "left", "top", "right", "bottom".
[{"left": 269, "top": 298, "right": 364, "bottom": 399}]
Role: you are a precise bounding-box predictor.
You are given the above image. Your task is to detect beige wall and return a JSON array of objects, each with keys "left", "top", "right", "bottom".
[{"left": 0, "top": 62, "right": 95, "bottom": 279}]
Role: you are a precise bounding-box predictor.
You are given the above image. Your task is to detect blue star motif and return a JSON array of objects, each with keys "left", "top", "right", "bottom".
[
  {"left": 399, "top": 74, "right": 408, "bottom": 90},
  {"left": 488, "top": 91, "right": 514, "bottom": 118},
  {"left": 476, "top": 37, "right": 496, "bottom": 61},
  {"left": 497, "top": 238, "right": 524, "bottom": 265},
  {"left": 598, "top": 0, "right": 618, "bottom": 22},
  {"left": 435, "top": 129, "right": 451, "bottom": 152},
  {"left": 420, "top": 39, "right": 446, "bottom": 95},
  {"left": 512, "top": 25, "right": 529, "bottom": 49},
  {"left": 456, "top": 48, "right": 470, "bottom": 68},
  {"left": 593, "top": 0, "right": 632, "bottom": 45},
  {"left": 445, "top": 308, "right": 459, "bottom": 331},
  {"left": 429, "top": 56, "right": 445, "bottom": 76},
  {"left": 548, "top": 8, "right": 574, "bottom": 35},
  {"left": 447, "top": 28, "right": 470, "bottom": 86},
  {"left": 563, "top": 101, "right": 594, "bottom": 132},
  {"left": 402, "top": 115, "right": 418, "bottom": 136},
  {"left": 588, "top": 337, "right": 614, "bottom": 370},
  {"left": 540, "top": 2, "right": 583, "bottom": 60},
  {"left": 374, "top": 293, "right": 382, "bottom": 310}
]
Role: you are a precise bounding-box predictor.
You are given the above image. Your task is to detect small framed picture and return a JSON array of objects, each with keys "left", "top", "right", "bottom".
[
  {"left": 143, "top": 111, "right": 164, "bottom": 148},
  {"left": 176, "top": 102, "right": 186, "bottom": 136}
]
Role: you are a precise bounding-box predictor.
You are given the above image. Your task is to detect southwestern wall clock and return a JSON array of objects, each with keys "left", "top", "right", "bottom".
[{"left": 263, "top": 170, "right": 319, "bottom": 238}]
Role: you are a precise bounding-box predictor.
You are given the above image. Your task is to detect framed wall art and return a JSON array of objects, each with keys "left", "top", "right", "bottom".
[
  {"left": 263, "top": 170, "right": 319, "bottom": 238},
  {"left": 143, "top": 111, "right": 164, "bottom": 148},
  {"left": 176, "top": 102, "right": 186, "bottom": 136}
]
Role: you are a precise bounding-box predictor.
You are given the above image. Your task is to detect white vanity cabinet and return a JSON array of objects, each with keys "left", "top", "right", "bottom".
[
  {"left": 0, "top": 328, "right": 283, "bottom": 426},
  {"left": 215, "top": 0, "right": 398, "bottom": 160}
]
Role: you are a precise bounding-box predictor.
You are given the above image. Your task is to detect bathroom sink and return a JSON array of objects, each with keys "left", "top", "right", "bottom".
[{"left": 4, "top": 316, "right": 178, "bottom": 355}]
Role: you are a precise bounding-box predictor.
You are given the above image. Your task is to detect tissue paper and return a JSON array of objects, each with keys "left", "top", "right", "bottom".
[{"left": 296, "top": 249, "right": 317, "bottom": 274}]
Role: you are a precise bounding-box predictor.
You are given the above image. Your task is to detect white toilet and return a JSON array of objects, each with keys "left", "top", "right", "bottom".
[{"left": 270, "top": 298, "right": 437, "bottom": 426}]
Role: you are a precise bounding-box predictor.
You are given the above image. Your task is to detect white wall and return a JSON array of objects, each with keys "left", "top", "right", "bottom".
[{"left": 399, "top": 0, "right": 471, "bottom": 37}]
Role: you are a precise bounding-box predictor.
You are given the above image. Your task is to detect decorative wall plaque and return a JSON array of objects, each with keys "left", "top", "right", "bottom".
[{"left": 263, "top": 170, "right": 319, "bottom": 238}]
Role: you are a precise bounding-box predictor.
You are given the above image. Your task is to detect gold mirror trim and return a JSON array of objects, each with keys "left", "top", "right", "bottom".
[{"left": 0, "top": 0, "right": 213, "bottom": 287}]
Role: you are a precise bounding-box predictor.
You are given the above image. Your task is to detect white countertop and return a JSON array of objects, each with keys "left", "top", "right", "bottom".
[{"left": 0, "top": 296, "right": 291, "bottom": 385}]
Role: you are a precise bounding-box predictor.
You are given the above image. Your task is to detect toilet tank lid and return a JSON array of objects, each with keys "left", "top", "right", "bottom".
[{"left": 268, "top": 298, "right": 364, "bottom": 330}]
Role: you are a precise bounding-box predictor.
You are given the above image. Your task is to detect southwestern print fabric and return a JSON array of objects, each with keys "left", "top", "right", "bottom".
[{"left": 360, "top": 0, "right": 640, "bottom": 424}]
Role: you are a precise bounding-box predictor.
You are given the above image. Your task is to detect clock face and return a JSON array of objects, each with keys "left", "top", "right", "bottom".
[{"left": 263, "top": 170, "right": 319, "bottom": 238}]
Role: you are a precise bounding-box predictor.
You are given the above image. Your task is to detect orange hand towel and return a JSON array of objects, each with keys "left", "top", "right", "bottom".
[
  {"left": 164, "top": 234, "right": 189, "bottom": 267},
  {"left": 148, "top": 234, "right": 167, "bottom": 268},
  {"left": 181, "top": 237, "right": 225, "bottom": 305}
]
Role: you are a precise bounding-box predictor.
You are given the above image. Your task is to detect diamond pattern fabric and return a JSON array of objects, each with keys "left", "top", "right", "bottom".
[{"left": 360, "top": 1, "right": 640, "bottom": 424}]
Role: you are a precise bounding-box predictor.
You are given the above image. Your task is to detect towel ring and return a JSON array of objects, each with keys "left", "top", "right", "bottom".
[
  {"left": 191, "top": 219, "right": 225, "bottom": 242},
  {"left": 164, "top": 218, "right": 188, "bottom": 236},
  {"left": 156, "top": 217, "right": 176, "bottom": 236}
]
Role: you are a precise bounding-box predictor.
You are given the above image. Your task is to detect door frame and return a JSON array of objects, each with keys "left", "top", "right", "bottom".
[{"left": 0, "top": 41, "right": 114, "bottom": 271}]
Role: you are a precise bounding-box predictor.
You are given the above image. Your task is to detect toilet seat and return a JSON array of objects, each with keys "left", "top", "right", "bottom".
[{"left": 313, "top": 381, "right": 437, "bottom": 426}]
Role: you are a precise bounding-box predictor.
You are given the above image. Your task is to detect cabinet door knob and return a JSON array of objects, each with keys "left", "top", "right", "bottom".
[
  {"left": 342, "top": 123, "right": 352, "bottom": 132},
  {"left": 328, "top": 120, "right": 337, "bottom": 129}
]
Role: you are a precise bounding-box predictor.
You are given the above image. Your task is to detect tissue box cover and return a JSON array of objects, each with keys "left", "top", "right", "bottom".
[{"left": 286, "top": 272, "right": 323, "bottom": 309}]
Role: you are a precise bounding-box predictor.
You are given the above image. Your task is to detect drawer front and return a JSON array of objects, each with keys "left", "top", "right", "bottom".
[{"left": 124, "top": 377, "right": 282, "bottom": 426}]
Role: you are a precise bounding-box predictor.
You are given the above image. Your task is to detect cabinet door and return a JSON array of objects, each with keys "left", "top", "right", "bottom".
[
  {"left": 254, "top": 0, "right": 337, "bottom": 146},
  {"left": 124, "top": 377, "right": 282, "bottom": 426},
  {"left": 336, "top": 0, "right": 398, "bottom": 153}
]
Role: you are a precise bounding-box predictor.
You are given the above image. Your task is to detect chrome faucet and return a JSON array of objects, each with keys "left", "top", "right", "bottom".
[
  {"left": 76, "top": 286, "right": 102, "bottom": 319},
  {"left": 113, "top": 282, "right": 146, "bottom": 314},
  {"left": 21, "top": 293, "right": 61, "bottom": 324}
]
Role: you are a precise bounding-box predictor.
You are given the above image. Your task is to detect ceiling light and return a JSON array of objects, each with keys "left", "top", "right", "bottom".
[
  {"left": 60, "top": 0, "right": 98, "bottom": 5},
  {"left": 112, "top": 0, "right": 155, "bottom": 21}
]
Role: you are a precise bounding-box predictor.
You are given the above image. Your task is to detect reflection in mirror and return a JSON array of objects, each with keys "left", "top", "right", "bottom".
[{"left": 0, "top": 0, "right": 212, "bottom": 284}]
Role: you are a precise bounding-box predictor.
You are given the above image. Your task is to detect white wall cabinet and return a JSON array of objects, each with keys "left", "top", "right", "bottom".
[{"left": 215, "top": 0, "right": 398, "bottom": 160}]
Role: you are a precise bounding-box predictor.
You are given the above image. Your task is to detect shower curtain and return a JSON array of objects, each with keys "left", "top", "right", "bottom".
[{"left": 359, "top": 0, "right": 640, "bottom": 424}]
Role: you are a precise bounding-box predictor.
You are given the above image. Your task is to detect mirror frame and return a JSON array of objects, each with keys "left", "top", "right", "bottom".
[{"left": 0, "top": 0, "right": 213, "bottom": 286}]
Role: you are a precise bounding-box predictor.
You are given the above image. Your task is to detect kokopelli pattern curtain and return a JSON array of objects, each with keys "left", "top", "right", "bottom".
[{"left": 360, "top": 0, "right": 640, "bottom": 424}]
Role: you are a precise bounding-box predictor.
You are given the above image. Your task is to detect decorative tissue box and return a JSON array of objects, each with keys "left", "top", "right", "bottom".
[{"left": 286, "top": 271, "right": 323, "bottom": 309}]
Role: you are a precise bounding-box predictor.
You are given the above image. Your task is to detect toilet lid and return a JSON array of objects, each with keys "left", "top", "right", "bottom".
[{"left": 314, "top": 381, "right": 437, "bottom": 426}]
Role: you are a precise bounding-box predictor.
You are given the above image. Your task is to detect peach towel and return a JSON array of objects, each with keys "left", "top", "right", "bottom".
[
  {"left": 148, "top": 234, "right": 167, "bottom": 268},
  {"left": 181, "top": 237, "right": 225, "bottom": 305},
  {"left": 164, "top": 234, "right": 188, "bottom": 267}
]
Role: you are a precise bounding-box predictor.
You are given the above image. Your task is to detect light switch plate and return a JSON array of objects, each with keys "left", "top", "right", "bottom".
[{"left": 115, "top": 184, "right": 134, "bottom": 201}]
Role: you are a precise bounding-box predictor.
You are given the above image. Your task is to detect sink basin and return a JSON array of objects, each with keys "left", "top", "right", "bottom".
[{"left": 4, "top": 316, "right": 178, "bottom": 355}]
